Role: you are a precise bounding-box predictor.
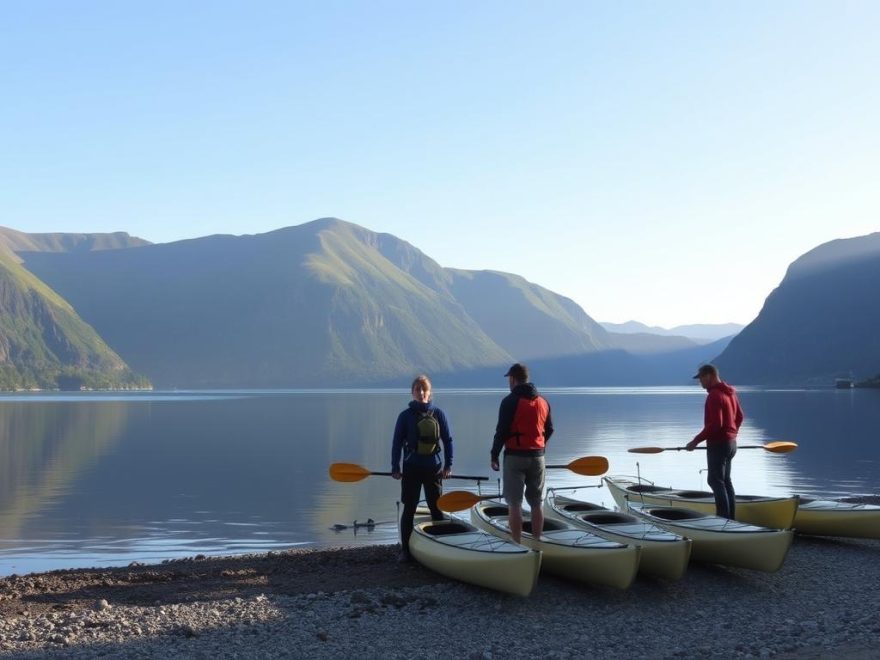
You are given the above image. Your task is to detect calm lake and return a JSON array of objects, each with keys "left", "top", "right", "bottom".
[{"left": 1, "top": 387, "right": 878, "bottom": 576}]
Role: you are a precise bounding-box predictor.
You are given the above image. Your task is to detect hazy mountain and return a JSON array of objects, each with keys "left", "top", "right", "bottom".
[
  {"left": 604, "top": 332, "right": 700, "bottom": 354},
  {"left": 601, "top": 320, "right": 744, "bottom": 343},
  {"left": 370, "top": 234, "right": 612, "bottom": 359},
  {"left": 0, "top": 226, "right": 149, "bottom": 255},
  {"left": 18, "top": 219, "right": 614, "bottom": 387},
  {"left": 714, "top": 232, "right": 880, "bottom": 385},
  {"left": 430, "top": 334, "right": 737, "bottom": 387},
  {"left": 0, "top": 242, "right": 148, "bottom": 390},
  {"left": 445, "top": 270, "right": 612, "bottom": 359}
]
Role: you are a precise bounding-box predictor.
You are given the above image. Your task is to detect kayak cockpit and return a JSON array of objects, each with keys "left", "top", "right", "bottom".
[
  {"left": 672, "top": 490, "right": 713, "bottom": 499},
  {"left": 422, "top": 523, "right": 474, "bottom": 536},
  {"left": 627, "top": 484, "right": 673, "bottom": 494},
  {"left": 561, "top": 502, "right": 605, "bottom": 512},
  {"left": 579, "top": 512, "right": 639, "bottom": 525},
  {"left": 646, "top": 508, "right": 709, "bottom": 521}
]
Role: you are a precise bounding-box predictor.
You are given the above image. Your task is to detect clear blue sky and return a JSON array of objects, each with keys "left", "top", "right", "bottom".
[{"left": 3, "top": 1, "right": 878, "bottom": 327}]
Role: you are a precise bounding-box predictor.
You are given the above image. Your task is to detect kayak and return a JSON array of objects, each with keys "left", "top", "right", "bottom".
[
  {"left": 543, "top": 490, "right": 692, "bottom": 580},
  {"left": 408, "top": 516, "right": 541, "bottom": 596},
  {"left": 470, "top": 500, "right": 640, "bottom": 589},
  {"left": 794, "top": 498, "right": 880, "bottom": 538},
  {"left": 603, "top": 476, "right": 799, "bottom": 529},
  {"left": 623, "top": 500, "right": 794, "bottom": 572}
]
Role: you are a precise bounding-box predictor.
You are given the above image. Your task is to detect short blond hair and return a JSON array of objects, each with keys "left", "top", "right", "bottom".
[{"left": 411, "top": 374, "right": 432, "bottom": 396}]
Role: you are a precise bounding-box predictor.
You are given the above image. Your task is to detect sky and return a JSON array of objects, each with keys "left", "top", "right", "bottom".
[{"left": 2, "top": 1, "right": 878, "bottom": 327}]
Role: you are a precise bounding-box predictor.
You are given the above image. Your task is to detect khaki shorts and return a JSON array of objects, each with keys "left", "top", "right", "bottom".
[{"left": 503, "top": 455, "right": 546, "bottom": 507}]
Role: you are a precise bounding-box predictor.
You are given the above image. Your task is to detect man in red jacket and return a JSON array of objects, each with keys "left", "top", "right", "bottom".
[{"left": 686, "top": 364, "right": 744, "bottom": 519}]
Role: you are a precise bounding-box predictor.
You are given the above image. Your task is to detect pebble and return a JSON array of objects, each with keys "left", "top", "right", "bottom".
[{"left": 0, "top": 537, "right": 878, "bottom": 658}]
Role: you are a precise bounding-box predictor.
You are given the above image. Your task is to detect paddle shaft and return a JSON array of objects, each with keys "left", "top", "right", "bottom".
[
  {"left": 628, "top": 441, "right": 797, "bottom": 454},
  {"left": 372, "top": 471, "right": 488, "bottom": 481},
  {"left": 663, "top": 445, "right": 786, "bottom": 451}
]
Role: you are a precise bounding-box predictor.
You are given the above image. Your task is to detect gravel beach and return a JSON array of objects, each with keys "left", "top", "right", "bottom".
[{"left": 1, "top": 535, "right": 878, "bottom": 659}]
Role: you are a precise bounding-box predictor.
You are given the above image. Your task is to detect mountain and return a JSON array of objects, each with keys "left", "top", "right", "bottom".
[
  {"left": 0, "top": 226, "right": 150, "bottom": 255},
  {"left": 604, "top": 332, "right": 700, "bottom": 354},
  {"left": 0, "top": 240, "right": 149, "bottom": 391},
  {"left": 714, "top": 232, "right": 880, "bottom": 385},
  {"left": 601, "top": 320, "right": 744, "bottom": 343},
  {"left": 433, "top": 334, "right": 737, "bottom": 387},
  {"left": 17, "top": 219, "right": 612, "bottom": 387}
]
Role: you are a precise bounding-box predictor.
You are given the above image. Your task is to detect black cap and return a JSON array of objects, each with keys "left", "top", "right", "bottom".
[
  {"left": 504, "top": 363, "right": 529, "bottom": 382},
  {"left": 692, "top": 364, "right": 719, "bottom": 379}
]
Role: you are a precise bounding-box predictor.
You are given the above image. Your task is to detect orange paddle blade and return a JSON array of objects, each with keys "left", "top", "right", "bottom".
[
  {"left": 437, "top": 491, "right": 496, "bottom": 512},
  {"left": 561, "top": 455, "right": 609, "bottom": 476},
  {"left": 763, "top": 441, "right": 798, "bottom": 453},
  {"left": 627, "top": 447, "right": 667, "bottom": 454},
  {"left": 328, "top": 462, "right": 372, "bottom": 482}
]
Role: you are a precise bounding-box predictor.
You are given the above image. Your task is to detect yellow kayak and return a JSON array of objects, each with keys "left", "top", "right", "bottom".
[
  {"left": 603, "top": 476, "right": 799, "bottom": 529},
  {"left": 408, "top": 516, "right": 541, "bottom": 596},
  {"left": 543, "top": 490, "right": 692, "bottom": 580},
  {"left": 470, "top": 500, "right": 639, "bottom": 589},
  {"left": 794, "top": 498, "right": 880, "bottom": 538},
  {"left": 623, "top": 500, "right": 794, "bottom": 573}
]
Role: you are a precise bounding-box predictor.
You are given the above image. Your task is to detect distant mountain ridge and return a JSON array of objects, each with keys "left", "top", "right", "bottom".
[
  {"left": 715, "top": 232, "right": 880, "bottom": 385},
  {"left": 601, "top": 320, "right": 744, "bottom": 343},
  {"left": 0, "top": 226, "right": 150, "bottom": 256},
  {"left": 7, "top": 220, "right": 874, "bottom": 388},
  {"left": 17, "top": 219, "right": 614, "bottom": 387}
]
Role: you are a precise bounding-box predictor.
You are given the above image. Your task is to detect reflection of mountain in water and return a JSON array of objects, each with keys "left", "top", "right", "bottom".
[
  {"left": 740, "top": 389, "right": 880, "bottom": 497},
  {"left": 0, "top": 401, "right": 128, "bottom": 539}
]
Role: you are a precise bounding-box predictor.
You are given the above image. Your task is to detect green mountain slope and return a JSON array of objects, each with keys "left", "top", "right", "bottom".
[
  {"left": 445, "top": 269, "right": 611, "bottom": 359},
  {"left": 369, "top": 229, "right": 612, "bottom": 360},
  {"left": 714, "top": 232, "right": 880, "bottom": 385},
  {"left": 19, "top": 219, "right": 518, "bottom": 386},
  {"left": 9, "top": 218, "right": 623, "bottom": 387},
  {"left": 0, "top": 244, "right": 148, "bottom": 390}
]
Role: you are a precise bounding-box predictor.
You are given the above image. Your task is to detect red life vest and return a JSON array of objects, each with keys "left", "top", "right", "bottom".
[{"left": 505, "top": 396, "right": 550, "bottom": 451}]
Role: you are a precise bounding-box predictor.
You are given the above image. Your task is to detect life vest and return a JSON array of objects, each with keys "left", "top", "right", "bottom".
[
  {"left": 505, "top": 396, "right": 549, "bottom": 451},
  {"left": 415, "top": 410, "right": 441, "bottom": 456}
]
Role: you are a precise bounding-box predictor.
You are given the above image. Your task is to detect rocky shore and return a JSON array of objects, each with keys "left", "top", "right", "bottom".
[{"left": 1, "top": 536, "right": 878, "bottom": 659}]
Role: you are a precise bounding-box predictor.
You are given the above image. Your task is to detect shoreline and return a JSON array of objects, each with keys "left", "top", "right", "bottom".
[{"left": 1, "top": 538, "right": 879, "bottom": 658}]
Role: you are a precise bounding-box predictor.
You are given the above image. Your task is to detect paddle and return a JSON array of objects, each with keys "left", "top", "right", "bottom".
[
  {"left": 437, "top": 491, "right": 500, "bottom": 512},
  {"left": 546, "top": 455, "right": 609, "bottom": 475},
  {"left": 329, "top": 462, "right": 488, "bottom": 483},
  {"left": 438, "top": 455, "right": 610, "bottom": 512},
  {"left": 628, "top": 441, "right": 798, "bottom": 454}
]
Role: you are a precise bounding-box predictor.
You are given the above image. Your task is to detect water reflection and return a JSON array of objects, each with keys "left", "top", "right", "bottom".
[{"left": 0, "top": 388, "right": 878, "bottom": 575}]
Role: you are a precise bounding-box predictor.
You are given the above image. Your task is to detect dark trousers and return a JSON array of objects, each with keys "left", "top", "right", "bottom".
[
  {"left": 706, "top": 441, "right": 737, "bottom": 519},
  {"left": 399, "top": 463, "right": 444, "bottom": 554}
]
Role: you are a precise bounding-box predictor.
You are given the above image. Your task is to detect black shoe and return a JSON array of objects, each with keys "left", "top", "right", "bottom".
[{"left": 397, "top": 551, "right": 413, "bottom": 564}]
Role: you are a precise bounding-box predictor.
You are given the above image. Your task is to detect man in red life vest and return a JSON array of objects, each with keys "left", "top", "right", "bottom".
[
  {"left": 686, "top": 363, "right": 744, "bottom": 519},
  {"left": 490, "top": 363, "right": 554, "bottom": 543}
]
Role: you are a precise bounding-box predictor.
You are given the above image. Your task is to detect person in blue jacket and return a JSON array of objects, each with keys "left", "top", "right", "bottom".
[{"left": 391, "top": 374, "right": 453, "bottom": 561}]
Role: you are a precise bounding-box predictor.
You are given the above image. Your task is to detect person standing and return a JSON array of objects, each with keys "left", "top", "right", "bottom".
[
  {"left": 686, "top": 363, "right": 744, "bottom": 520},
  {"left": 490, "top": 363, "right": 553, "bottom": 544},
  {"left": 391, "top": 374, "right": 453, "bottom": 561}
]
